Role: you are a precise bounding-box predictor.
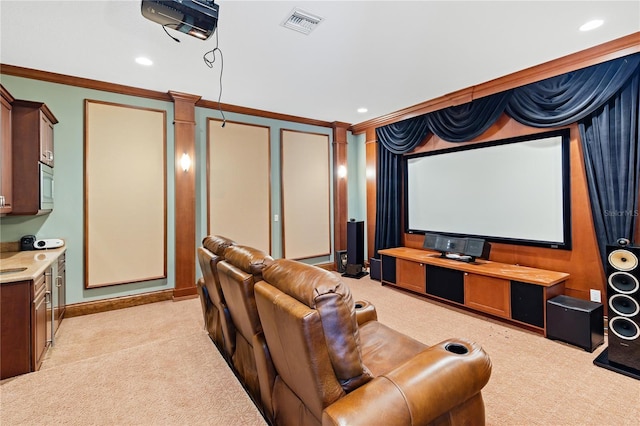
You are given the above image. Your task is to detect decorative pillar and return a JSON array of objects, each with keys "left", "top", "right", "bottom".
[
  {"left": 169, "top": 91, "right": 201, "bottom": 299},
  {"left": 332, "top": 122, "right": 350, "bottom": 253},
  {"left": 365, "top": 127, "right": 377, "bottom": 259}
]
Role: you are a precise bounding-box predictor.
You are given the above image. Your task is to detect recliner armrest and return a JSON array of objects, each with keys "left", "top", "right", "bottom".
[
  {"left": 354, "top": 300, "right": 377, "bottom": 325},
  {"left": 322, "top": 338, "right": 492, "bottom": 426}
]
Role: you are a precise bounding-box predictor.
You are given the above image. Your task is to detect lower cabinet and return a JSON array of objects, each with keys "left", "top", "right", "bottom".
[
  {"left": 379, "top": 247, "right": 567, "bottom": 335},
  {"left": 0, "top": 255, "right": 65, "bottom": 380}
]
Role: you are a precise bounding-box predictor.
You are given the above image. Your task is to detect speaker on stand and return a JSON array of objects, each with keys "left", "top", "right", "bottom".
[
  {"left": 594, "top": 238, "right": 640, "bottom": 380},
  {"left": 343, "top": 219, "right": 368, "bottom": 279}
]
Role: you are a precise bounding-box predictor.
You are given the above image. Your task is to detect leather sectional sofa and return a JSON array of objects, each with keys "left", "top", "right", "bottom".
[{"left": 196, "top": 236, "right": 492, "bottom": 425}]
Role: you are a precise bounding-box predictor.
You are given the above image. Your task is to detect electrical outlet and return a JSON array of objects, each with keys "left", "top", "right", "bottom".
[
  {"left": 590, "top": 289, "right": 602, "bottom": 303},
  {"left": 274, "top": 214, "right": 279, "bottom": 222}
]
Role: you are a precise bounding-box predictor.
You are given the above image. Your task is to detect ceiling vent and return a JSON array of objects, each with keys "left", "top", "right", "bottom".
[{"left": 281, "top": 8, "right": 323, "bottom": 35}]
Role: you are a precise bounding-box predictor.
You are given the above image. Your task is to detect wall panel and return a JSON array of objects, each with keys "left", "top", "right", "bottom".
[
  {"left": 281, "top": 130, "right": 331, "bottom": 259},
  {"left": 84, "top": 100, "right": 166, "bottom": 288},
  {"left": 208, "top": 119, "right": 271, "bottom": 253}
]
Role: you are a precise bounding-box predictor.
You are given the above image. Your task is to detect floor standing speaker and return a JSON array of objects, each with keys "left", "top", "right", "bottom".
[
  {"left": 344, "top": 220, "right": 367, "bottom": 278},
  {"left": 604, "top": 242, "right": 640, "bottom": 373}
]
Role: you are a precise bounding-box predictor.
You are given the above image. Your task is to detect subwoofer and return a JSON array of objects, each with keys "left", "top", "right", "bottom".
[{"left": 605, "top": 242, "right": 640, "bottom": 372}]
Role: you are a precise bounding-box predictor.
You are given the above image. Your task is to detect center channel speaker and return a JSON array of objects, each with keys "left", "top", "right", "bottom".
[{"left": 605, "top": 240, "right": 640, "bottom": 372}]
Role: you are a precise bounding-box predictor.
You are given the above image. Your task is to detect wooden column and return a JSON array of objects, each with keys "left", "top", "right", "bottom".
[
  {"left": 332, "top": 122, "right": 349, "bottom": 253},
  {"left": 365, "top": 128, "right": 377, "bottom": 259},
  {"left": 169, "top": 91, "right": 200, "bottom": 299}
]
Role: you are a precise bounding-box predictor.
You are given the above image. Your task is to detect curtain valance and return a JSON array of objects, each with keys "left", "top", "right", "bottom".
[
  {"left": 376, "top": 53, "right": 640, "bottom": 150},
  {"left": 373, "top": 52, "right": 640, "bottom": 258}
]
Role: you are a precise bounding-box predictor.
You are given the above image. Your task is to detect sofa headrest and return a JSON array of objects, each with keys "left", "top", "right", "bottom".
[
  {"left": 202, "top": 235, "right": 235, "bottom": 256},
  {"left": 223, "top": 245, "right": 273, "bottom": 280},
  {"left": 262, "top": 259, "right": 372, "bottom": 392}
]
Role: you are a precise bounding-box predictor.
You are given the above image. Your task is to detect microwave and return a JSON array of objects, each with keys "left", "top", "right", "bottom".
[{"left": 39, "top": 163, "right": 54, "bottom": 210}]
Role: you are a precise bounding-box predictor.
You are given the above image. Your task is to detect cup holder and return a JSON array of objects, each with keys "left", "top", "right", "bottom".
[
  {"left": 355, "top": 303, "right": 363, "bottom": 309},
  {"left": 445, "top": 343, "right": 469, "bottom": 355}
]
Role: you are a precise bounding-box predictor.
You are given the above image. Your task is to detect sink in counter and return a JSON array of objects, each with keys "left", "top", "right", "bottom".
[{"left": 0, "top": 267, "right": 28, "bottom": 275}]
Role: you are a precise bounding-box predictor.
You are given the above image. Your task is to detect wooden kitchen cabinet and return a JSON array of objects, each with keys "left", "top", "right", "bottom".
[
  {"left": 11, "top": 99, "right": 58, "bottom": 215},
  {"left": 0, "top": 273, "right": 50, "bottom": 379},
  {"left": 0, "top": 85, "right": 14, "bottom": 215},
  {"left": 0, "top": 280, "right": 31, "bottom": 379}
]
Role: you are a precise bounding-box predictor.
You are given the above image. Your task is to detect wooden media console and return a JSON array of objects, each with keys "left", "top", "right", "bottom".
[{"left": 378, "top": 247, "right": 569, "bottom": 336}]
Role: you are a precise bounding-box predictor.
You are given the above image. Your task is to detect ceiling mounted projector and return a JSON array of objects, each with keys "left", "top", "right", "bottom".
[{"left": 141, "top": 0, "right": 219, "bottom": 40}]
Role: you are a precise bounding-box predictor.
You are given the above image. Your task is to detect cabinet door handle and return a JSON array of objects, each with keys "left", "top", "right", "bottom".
[
  {"left": 56, "top": 276, "right": 62, "bottom": 287},
  {"left": 46, "top": 150, "right": 53, "bottom": 161},
  {"left": 0, "top": 195, "right": 4, "bottom": 207},
  {"left": 44, "top": 290, "right": 51, "bottom": 304}
]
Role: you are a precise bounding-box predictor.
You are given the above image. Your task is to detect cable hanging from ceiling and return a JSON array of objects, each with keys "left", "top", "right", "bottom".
[{"left": 203, "top": 27, "right": 226, "bottom": 127}]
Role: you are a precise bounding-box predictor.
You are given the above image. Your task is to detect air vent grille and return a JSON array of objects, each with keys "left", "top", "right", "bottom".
[{"left": 282, "top": 8, "right": 323, "bottom": 35}]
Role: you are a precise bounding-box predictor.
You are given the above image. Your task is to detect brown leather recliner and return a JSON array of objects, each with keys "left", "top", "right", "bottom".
[
  {"left": 254, "top": 258, "right": 492, "bottom": 426},
  {"left": 195, "top": 235, "right": 236, "bottom": 359},
  {"left": 217, "top": 244, "right": 277, "bottom": 422}
]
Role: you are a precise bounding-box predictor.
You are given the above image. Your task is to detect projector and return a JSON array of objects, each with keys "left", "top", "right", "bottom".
[
  {"left": 34, "top": 239, "right": 65, "bottom": 250},
  {"left": 141, "top": 0, "right": 219, "bottom": 40}
]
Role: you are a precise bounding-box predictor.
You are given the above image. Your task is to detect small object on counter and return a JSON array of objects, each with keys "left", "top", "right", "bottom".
[{"left": 20, "top": 235, "right": 36, "bottom": 251}]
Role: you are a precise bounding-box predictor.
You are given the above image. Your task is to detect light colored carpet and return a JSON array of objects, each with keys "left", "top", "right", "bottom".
[
  {"left": 1, "top": 274, "right": 639, "bottom": 425},
  {"left": 1, "top": 300, "right": 266, "bottom": 426}
]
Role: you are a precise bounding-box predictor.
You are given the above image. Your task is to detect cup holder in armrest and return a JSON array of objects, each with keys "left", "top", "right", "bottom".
[
  {"left": 354, "top": 300, "right": 378, "bottom": 324},
  {"left": 444, "top": 342, "right": 469, "bottom": 355}
]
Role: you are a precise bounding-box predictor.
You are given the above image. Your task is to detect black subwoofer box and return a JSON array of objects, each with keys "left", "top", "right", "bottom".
[
  {"left": 546, "top": 295, "right": 604, "bottom": 352},
  {"left": 369, "top": 257, "right": 381, "bottom": 281}
]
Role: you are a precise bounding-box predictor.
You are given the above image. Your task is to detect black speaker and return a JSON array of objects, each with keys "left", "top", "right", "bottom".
[
  {"left": 336, "top": 250, "right": 347, "bottom": 274},
  {"left": 546, "top": 295, "right": 604, "bottom": 352},
  {"left": 369, "top": 257, "right": 381, "bottom": 281},
  {"left": 346, "top": 220, "right": 365, "bottom": 266},
  {"left": 605, "top": 243, "right": 640, "bottom": 372}
]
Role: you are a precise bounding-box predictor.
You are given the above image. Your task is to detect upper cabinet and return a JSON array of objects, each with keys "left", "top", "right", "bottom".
[
  {"left": 11, "top": 99, "right": 58, "bottom": 215},
  {"left": 0, "top": 85, "right": 15, "bottom": 215}
]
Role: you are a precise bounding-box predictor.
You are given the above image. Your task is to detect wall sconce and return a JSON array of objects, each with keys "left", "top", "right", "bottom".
[
  {"left": 337, "top": 165, "right": 347, "bottom": 179},
  {"left": 180, "top": 153, "right": 192, "bottom": 172}
]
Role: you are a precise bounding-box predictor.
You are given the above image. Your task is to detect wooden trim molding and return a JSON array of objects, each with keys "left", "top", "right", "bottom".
[
  {"left": 197, "top": 99, "right": 335, "bottom": 129},
  {"left": 65, "top": 290, "right": 174, "bottom": 318},
  {"left": 0, "top": 64, "right": 171, "bottom": 102},
  {"left": 170, "top": 91, "right": 200, "bottom": 299},
  {"left": 351, "top": 32, "right": 640, "bottom": 134},
  {"left": 332, "top": 122, "right": 349, "bottom": 253},
  {"left": 0, "top": 64, "right": 341, "bottom": 129}
]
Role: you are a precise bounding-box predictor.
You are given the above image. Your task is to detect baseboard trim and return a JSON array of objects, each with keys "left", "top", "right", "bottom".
[
  {"left": 65, "top": 289, "right": 174, "bottom": 318},
  {"left": 315, "top": 262, "right": 335, "bottom": 271}
]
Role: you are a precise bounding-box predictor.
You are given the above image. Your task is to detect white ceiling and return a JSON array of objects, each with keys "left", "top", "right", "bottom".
[{"left": 1, "top": 1, "right": 639, "bottom": 125}]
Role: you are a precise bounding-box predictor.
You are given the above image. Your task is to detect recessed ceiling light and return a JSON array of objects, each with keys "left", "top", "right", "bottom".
[
  {"left": 357, "top": 107, "right": 368, "bottom": 113},
  {"left": 135, "top": 57, "right": 153, "bottom": 66},
  {"left": 579, "top": 19, "right": 603, "bottom": 32}
]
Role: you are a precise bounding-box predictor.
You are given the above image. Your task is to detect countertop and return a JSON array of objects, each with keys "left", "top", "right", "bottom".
[{"left": 0, "top": 247, "right": 66, "bottom": 284}]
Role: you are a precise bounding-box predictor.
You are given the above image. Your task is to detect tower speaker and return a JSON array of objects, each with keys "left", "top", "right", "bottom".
[
  {"left": 605, "top": 241, "right": 640, "bottom": 372},
  {"left": 344, "top": 220, "right": 367, "bottom": 278},
  {"left": 346, "top": 220, "right": 365, "bottom": 266}
]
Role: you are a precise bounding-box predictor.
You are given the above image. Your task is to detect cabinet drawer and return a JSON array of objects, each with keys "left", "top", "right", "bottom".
[
  {"left": 396, "top": 259, "right": 425, "bottom": 293},
  {"left": 33, "top": 273, "right": 46, "bottom": 296},
  {"left": 465, "top": 273, "right": 510, "bottom": 318}
]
